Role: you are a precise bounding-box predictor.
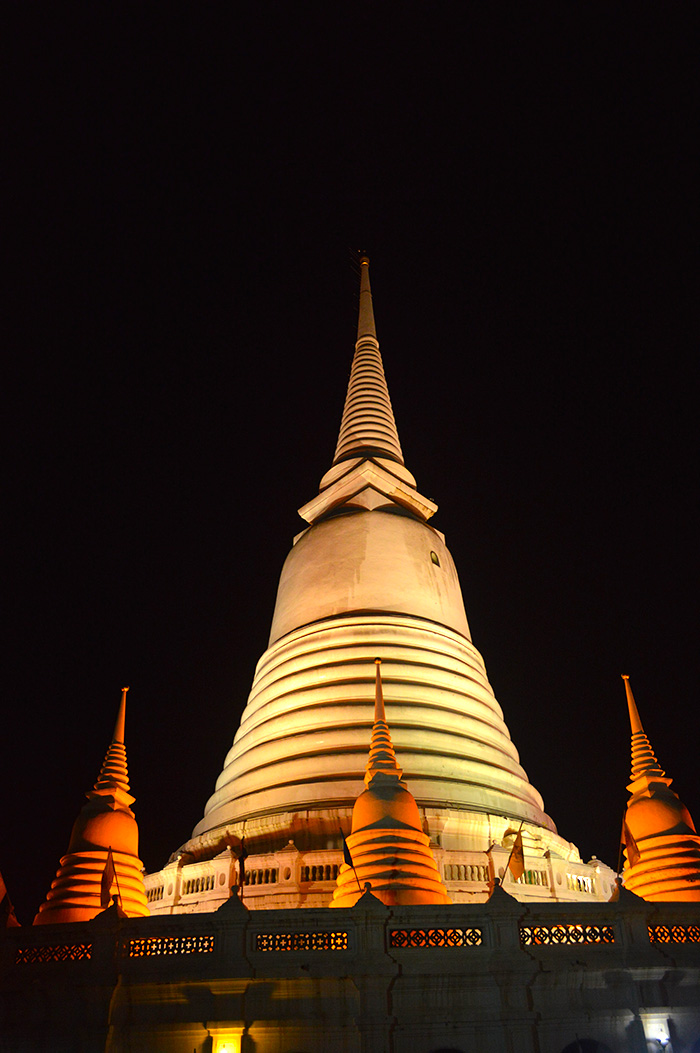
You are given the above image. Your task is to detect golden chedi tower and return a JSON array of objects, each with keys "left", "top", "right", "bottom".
[
  {"left": 621, "top": 675, "right": 700, "bottom": 901},
  {"left": 156, "top": 256, "right": 608, "bottom": 911},
  {"left": 34, "top": 688, "right": 149, "bottom": 924},
  {"left": 331, "top": 660, "right": 450, "bottom": 908}
]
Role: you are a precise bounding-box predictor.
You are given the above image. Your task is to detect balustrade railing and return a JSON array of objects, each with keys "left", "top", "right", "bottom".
[{"left": 6, "top": 901, "right": 700, "bottom": 974}]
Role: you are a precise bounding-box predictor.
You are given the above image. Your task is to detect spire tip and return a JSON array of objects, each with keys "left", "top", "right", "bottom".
[{"left": 113, "top": 687, "right": 128, "bottom": 744}]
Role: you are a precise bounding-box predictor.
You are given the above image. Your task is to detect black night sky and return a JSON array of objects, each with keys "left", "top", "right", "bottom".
[{"left": 4, "top": 9, "right": 698, "bottom": 924}]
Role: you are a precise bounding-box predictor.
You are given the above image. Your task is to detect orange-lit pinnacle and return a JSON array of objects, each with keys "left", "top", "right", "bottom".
[
  {"left": 622, "top": 674, "right": 666, "bottom": 782},
  {"left": 620, "top": 676, "right": 700, "bottom": 902},
  {"left": 34, "top": 688, "right": 149, "bottom": 924},
  {"left": 331, "top": 660, "right": 450, "bottom": 908},
  {"left": 364, "top": 658, "right": 403, "bottom": 786}
]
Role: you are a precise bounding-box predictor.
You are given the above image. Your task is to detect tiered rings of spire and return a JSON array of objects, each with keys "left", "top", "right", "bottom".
[
  {"left": 333, "top": 257, "right": 404, "bottom": 465},
  {"left": 34, "top": 688, "right": 149, "bottom": 924},
  {"left": 180, "top": 257, "right": 580, "bottom": 875},
  {"left": 621, "top": 676, "right": 700, "bottom": 901}
]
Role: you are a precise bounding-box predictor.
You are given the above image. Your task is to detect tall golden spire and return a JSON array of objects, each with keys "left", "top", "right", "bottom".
[
  {"left": 620, "top": 676, "right": 700, "bottom": 902},
  {"left": 331, "top": 660, "right": 450, "bottom": 908},
  {"left": 333, "top": 257, "right": 404, "bottom": 466},
  {"left": 299, "top": 257, "right": 437, "bottom": 524},
  {"left": 34, "top": 688, "right": 149, "bottom": 924}
]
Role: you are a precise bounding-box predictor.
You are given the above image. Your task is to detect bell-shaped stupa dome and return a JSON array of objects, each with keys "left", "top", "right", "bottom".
[{"left": 34, "top": 688, "right": 149, "bottom": 924}]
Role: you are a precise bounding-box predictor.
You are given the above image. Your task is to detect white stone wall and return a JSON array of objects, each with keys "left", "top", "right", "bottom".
[{"left": 145, "top": 840, "right": 617, "bottom": 914}]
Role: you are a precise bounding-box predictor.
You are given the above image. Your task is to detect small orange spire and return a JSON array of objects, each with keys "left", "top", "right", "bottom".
[
  {"left": 622, "top": 675, "right": 666, "bottom": 781},
  {"left": 331, "top": 659, "right": 450, "bottom": 908},
  {"left": 34, "top": 688, "right": 149, "bottom": 924},
  {"left": 620, "top": 677, "right": 700, "bottom": 902},
  {"left": 364, "top": 659, "right": 403, "bottom": 786}
]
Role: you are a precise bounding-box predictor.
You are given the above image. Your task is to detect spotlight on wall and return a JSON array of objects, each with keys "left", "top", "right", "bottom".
[{"left": 211, "top": 1031, "right": 242, "bottom": 1053}]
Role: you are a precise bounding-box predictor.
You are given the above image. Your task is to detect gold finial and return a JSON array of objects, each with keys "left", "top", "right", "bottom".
[
  {"left": 113, "top": 686, "right": 129, "bottom": 744},
  {"left": 374, "top": 659, "right": 385, "bottom": 724},
  {"left": 621, "top": 675, "right": 644, "bottom": 736}
]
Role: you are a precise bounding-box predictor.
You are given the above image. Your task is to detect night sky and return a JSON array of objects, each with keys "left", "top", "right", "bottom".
[{"left": 4, "top": 9, "right": 698, "bottom": 924}]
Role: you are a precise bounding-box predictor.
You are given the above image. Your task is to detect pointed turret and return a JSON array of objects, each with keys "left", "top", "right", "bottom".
[
  {"left": 331, "top": 660, "right": 450, "bottom": 908},
  {"left": 623, "top": 674, "right": 667, "bottom": 781},
  {"left": 620, "top": 676, "right": 700, "bottom": 902},
  {"left": 364, "top": 658, "right": 403, "bottom": 785},
  {"left": 34, "top": 688, "right": 149, "bottom": 924}
]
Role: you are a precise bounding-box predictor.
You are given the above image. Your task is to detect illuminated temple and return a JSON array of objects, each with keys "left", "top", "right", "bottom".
[
  {"left": 2, "top": 259, "right": 699, "bottom": 1052},
  {"left": 144, "top": 256, "right": 618, "bottom": 913}
]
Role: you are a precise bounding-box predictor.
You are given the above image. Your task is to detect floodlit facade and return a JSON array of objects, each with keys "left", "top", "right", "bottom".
[{"left": 144, "top": 257, "right": 616, "bottom": 914}]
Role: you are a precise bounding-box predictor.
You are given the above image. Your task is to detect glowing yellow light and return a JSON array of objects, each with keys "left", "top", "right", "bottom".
[{"left": 211, "top": 1033, "right": 242, "bottom": 1053}]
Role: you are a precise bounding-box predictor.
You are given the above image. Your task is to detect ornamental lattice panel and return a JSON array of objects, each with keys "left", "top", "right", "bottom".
[
  {"left": 520, "top": 924, "right": 615, "bottom": 946},
  {"left": 390, "top": 927, "right": 483, "bottom": 948},
  {"left": 125, "top": 934, "right": 215, "bottom": 957},
  {"left": 649, "top": 924, "right": 700, "bottom": 944},
  {"left": 16, "top": 943, "right": 92, "bottom": 964},
  {"left": 254, "top": 931, "right": 349, "bottom": 952}
]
